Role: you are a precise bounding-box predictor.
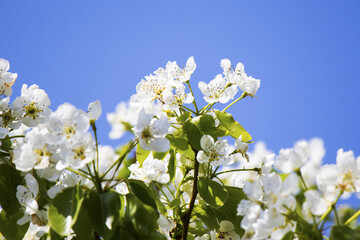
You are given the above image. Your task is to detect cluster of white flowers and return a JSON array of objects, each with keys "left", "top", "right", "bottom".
[
  {"left": 130, "top": 57, "right": 196, "bottom": 111},
  {"left": 1, "top": 57, "right": 359, "bottom": 240},
  {"left": 198, "top": 59, "right": 260, "bottom": 104}
]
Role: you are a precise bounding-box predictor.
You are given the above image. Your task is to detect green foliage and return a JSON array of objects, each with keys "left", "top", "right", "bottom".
[
  {"left": 166, "top": 133, "right": 195, "bottom": 159},
  {"left": 48, "top": 185, "right": 84, "bottom": 236},
  {"left": 194, "top": 186, "right": 246, "bottom": 236},
  {"left": 183, "top": 119, "right": 202, "bottom": 151},
  {"left": 198, "top": 177, "right": 228, "bottom": 208},
  {"left": 136, "top": 145, "right": 151, "bottom": 165},
  {"left": 214, "top": 110, "right": 252, "bottom": 142},
  {"left": 125, "top": 193, "right": 159, "bottom": 235},
  {"left": 330, "top": 226, "right": 360, "bottom": 240},
  {"left": 83, "top": 190, "right": 122, "bottom": 239},
  {"left": 0, "top": 164, "right": 23, "bottom": 215},
  {"left": 0, "top": 211, "right": 29, "bottom": 240}
]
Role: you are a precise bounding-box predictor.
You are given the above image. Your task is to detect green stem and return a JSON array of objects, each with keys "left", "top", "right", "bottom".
[
  {"left": 165, "top": 184, "right": 176, "bottom": 199},
  {"left": 180, "top": 105, "right": 196, "bottom": 115},
  {"left": 319, "top": 191, "right": 343, "bottom": 228},
  {"left": 102, "top": 140, "right": 137, "bottom": 179},
  {"left": 222, "top": 92, "right": 247, "bottom": 112},
  {"left": 3, "top": 135, "right": 25, "bottom": 139},
  {"left": 86, "top": 164, "right": 102, "bottom": 193},
  {"left": 66, "top": 168, "right": 92, "bottom": 181},
  {"left": 215, "top": 168, "right": 260, "bottom": 177},
  {"left": 156, "top": 182, "right": 171, "bottom": 203},
  {"left": 200, "top": 103, "right": 215, "bottom": 114},
  {"left": 186, "top": 81, "right": 199, "bottom": 114},
  {"left": 344, "top": 209, "right": 360, "bottom": 226},
  {"left": 103, "top": 140, "right": 138, "bottom": 189},
  {"left": 334, "top": 205, "right": 340, "bottom": 225},
  {"left": 295, "top": 170, "right": 308, "bottom": 191}
]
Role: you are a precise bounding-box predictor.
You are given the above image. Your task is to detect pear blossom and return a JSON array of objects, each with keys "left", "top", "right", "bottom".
[
  {"left": 163, "top": 80, "right": 194, "bottom": 110},
  {"left": 0, "top": 58, "right": 17, "bottom": 97},
  {"left": 16, "top": 174, "right": 39, "bottom": 225},
  {"left": 165, "top": 56, "right": 196, "bottom": 82},
  {"left": 107, "top": 101, "right": 139, "bottom": 139},
  {"left": 198, "top": 74, "right": 238, "bottom": 104},
  {"left": 221, "top": 58, "right": 260, "bottom": 96},
  {"left": 235, "top": 135, "right": 249, "bottom": 157},
  {"left": 157, "top": 215, "right": 176, "bottom": 237},
  {"left": 87, "top": 100, "right": 102, "bottom": 120},
  {"left": 0, "top": 97, "right": 21, "bottom": 130},
  {"left": 230, "top": 142, "right": 274, "bottom": 187},
  {"left": 274, "top": 140, "right": 309, "bottom": 173},
  {"left": 301, "top": 138, "right": 326, "bottom": 186},
  {"left": 97, "top": 145, "right": 119, "bottom": 178},
  {"left": 47, "top": 170, "right": 84, "bottom": 199},
  {"left": 210, "top": 221, "right": 240, "bottom": 240},
  {"left": 302, "top": 190, "right": 330, "bottom": 218},
  {"left": 115, "top": 182, "right": 129, "bottom": 195},
  {"left": 133, "top": 108, "right": 170, "bottom": 152},
  {"left": 316, "top": 148, "right": 360, "bottom": 198},
  {"left": 13, "top": 84, "right": 51, "bottom": 127},
  {"left": 197, "top": 135, "right": 233, "bottom": 167},
  {"left": 13, "top": 127, "right": 62, "bottom": 172},
  {"left": 56, "top": 132, "right": 95, "bottom": 170},
  {"left": 45, "top": 103, "right": 89, "bottom": 144},
  {"left": 129, "top": 154, "right": 170, "bottom": 184}
]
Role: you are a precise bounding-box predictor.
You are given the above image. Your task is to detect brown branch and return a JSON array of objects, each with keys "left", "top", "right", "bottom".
[{"left": 182, "top": 159, "right": 199, "bottom": 240}]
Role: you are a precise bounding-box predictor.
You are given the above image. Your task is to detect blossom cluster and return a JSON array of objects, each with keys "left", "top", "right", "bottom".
[{"left": 0, "top": 57, "right": 358, "bottom": 240}]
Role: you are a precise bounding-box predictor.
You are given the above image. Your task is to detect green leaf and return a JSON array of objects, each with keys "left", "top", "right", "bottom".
[
  {"left": 109, "top": 226, "right": 137, "bottom": 240},
  {"left": 215, "top": 111, "right": 252, "bottom": 142},
  {"left": 1, "top": 137, "right": 13, "bottom": 152},
  {"left": 295, "top": 220, "right": 322, "bottom": 240},
  {"left": 127, "top": 179, "right": 158, "bottom": 211},
  {"left": 197, "top": 177, "right": 228, "bottom": 208},
  {"left": 183, "top": 119, "right": 202, "bottom": 150},
  {"left": 125, "top": 194, "right": 159, "bottom": 235},
  {"left": 176, "top": 111, "right": 191, "bottom": 123},
  {"left": 0, "top": 211, "right": 29, "bottom": 240},
  {"left": 330, "top": 226, "right": 360, "bottom": 240},
  {"left": 193, "top": 205, "right": 219, "bottom": 230},
  {"left": 0, "top": 164, "right": 23, "bottom": 215},
  {"left": 167, "top": 149, "right": 176, "bottom": 182},
  {"left": 84, "top": 191, "right": 122, "bottom": 239},
  {"left": 136, "top": 145, "right": 151, "bottom": 165},
  {"left": 166, "top": 134, "right": 195, "bottom": 159},
  {"left": 193, "top": 115, "right": 218, "bottom": 139},
  {"left": 282, "top": 231, "right": 295, "bottom": 240},
  {"left": 168, "top": 197, "right": 181, "bottom": 209},
  {"left": 153, "top": 151, "right": 169, "bottom": 160},
  {"left": 72, "top": 204, "right": 95, "bottom": 240},
  {"left": 48, "top": 185, "right": 84, "bottom": 236}
]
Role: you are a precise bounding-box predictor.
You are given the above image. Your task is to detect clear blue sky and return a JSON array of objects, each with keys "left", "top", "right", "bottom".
[{"left": 1, "top": 1, "right": 360, "bottom": 167}]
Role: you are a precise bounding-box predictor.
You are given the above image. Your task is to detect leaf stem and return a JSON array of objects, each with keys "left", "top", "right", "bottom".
[
  {"left": 186, "top": 81, "right": 199, "bottom": 114},
  {"left": 215, "top": 168, "right": 260, "bottom": 177},
  {"left": 222, "top": 92, "right": 247, "bottom": 112},
  {"left": 344, "top": 209, "right": 360, "bottom": 226}
]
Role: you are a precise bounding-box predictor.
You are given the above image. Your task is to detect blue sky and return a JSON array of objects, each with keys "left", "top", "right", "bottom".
[{"left": 1, "top": 0, "right": 360, "bottom": 168}]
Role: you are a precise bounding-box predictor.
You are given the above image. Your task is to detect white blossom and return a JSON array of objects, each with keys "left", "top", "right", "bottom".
[
  {"left": 107, "top": 101, "right": 139, "bottom": 139},
  {"left": 210, "top": 221, "right": 240, "bottom": 240},
  {"left": 0, "top": 58, "right": 17, "bottom": 97},
  {"left": 197, "top": 135, "right": 233, "bottom": 167},
  {"left": 133, "top": 108, "right": 170, "bottom": 152},
  {"left": 129, "top": 154, "right": 170, "bottom": 184},
  {"left": 87, "top": 100, "right": 102, "bottom": 120},
  {"left": 13, "top": 84, "right": 51, "bottom": 127},
  {"left": 198, "top": 74, "right": 238, "bottom": 104}
]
